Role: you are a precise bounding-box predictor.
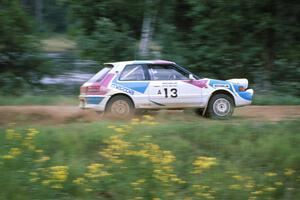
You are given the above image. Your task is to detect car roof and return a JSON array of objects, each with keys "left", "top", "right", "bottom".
[{"left": 104, "top": 60, "right": 175, "bottom": 66}]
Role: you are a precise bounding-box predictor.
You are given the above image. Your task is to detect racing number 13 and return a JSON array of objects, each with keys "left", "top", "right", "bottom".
[{"left": 162, "top": 88, "right": 177, "bottom": 98}]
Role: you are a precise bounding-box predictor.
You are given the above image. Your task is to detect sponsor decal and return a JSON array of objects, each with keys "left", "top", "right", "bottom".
[
  {"left": 213, "top": 84, "right": 230, "bottom": 88},
  {"left": 111, "top": 83, "right": 135, "bottom": 95},
  {"left": 111, "top": 76, "right": 149, "bottom": 94}
]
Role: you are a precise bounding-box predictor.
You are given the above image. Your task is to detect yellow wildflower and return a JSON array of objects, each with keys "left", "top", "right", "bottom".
[
  {"left": 232, "top": 175, "right": 244, "bottom": 180},
  {"left": 245, "top": 182, "right": 255, "bottom": 189},
  {"left": 193, "top": 156, "right": 217, "bottom": 174},
  {"left": 264, "top": 187, "right": 276, "bottom": 192},
  {"left": 42, "top": 180, "right": 50, "bottom": 185},
  {"left": 284, "top": 168, "right": 295, "bottom": 176},
  {"left": 51, "top": 184, "right": 63, "bottom": 189},
  {"left": 229, "top": 184, "right": 241, "bottom": 190},
  {"left": 35, "top": 149, "right": 44, "bottom": 153},
  {"left": 264, "top": 172, "right": 277, "bottom": 177},
  {"left": 2, "top": 155, "right": 14, "bottom": 160},
  {"left": 73, "top": 177, "right": 85, "bottom": 185},
  {"left": 114, "top": 127, "right": 126, "bottom": 133},
  {"left": 9, "top": 148, "right": 21, "bottom": 156},
  {"left": 35, "top": 156, "right": 50, "bottom": 163},
  {"left": 251, "top": 190, "right": 263, "bottom": 195},
  {"left": 274, "top": 181, "right": 283, "bottom": 186},
  {"left": 5, "top": 129, "right": 21, "bottom": 140},
  {"left": 49, "top": 166, "right": 69, "bottom": 182}
]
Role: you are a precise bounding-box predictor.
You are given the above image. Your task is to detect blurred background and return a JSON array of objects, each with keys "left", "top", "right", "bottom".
[
  {"left": 1, "top": 1, "right": 300, "bottom": 200},
  {"left": 0, "top": 0, "right": 299, "bottom": 103}
]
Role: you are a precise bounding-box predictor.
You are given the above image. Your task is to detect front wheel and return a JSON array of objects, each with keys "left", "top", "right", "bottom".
[
  {"left": 105, "top": 95, "right": 135, "bottom": 119},
  {"left": 206, "top": 94, "right": 234, "bottom": 119}
]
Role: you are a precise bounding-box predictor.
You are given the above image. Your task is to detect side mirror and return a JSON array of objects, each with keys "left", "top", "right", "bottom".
[{"left": 189, "top": 74, "right": 196, "bottom": 80}]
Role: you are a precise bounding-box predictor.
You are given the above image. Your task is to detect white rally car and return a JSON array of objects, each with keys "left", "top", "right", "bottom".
[{"left": 79, "top": 60, "right": 254, "bottom": 119}]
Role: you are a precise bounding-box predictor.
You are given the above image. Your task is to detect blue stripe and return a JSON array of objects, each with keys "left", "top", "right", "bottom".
[
  {"left": 86, "top": 97, "right": 104, "bottom": 104},
  {"left": 233, "top": 85, "right": 253, "bottom": 101},
  {"left": 112, "top": 77, "right": 149, "bottom": 94}
]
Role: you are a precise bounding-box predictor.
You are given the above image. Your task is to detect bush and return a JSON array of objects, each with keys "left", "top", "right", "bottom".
[{"left": 0, "top": 117, "right": 299, "bottom": 199}]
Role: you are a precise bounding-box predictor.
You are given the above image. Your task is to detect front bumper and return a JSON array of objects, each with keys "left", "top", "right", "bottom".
[{"left": 235, "top": 89, "right": 254, "bottom": 106}]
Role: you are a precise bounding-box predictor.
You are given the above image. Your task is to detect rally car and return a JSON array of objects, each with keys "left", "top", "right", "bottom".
[{"left": 79, "top": 60, "right": 254, "bottom": 119}]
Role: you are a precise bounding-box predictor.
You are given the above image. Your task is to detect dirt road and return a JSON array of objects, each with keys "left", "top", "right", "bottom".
[{"left": 0, "top": 106, "right": 299, "bottom": 126}]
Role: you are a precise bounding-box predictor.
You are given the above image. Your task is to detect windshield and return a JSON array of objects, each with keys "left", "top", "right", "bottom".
[
  {"left": 87, "top": 67, "right": 112, "bottom": 83},
  {"left": 175, "top": 64, "right": 200, "bottom": 79}
]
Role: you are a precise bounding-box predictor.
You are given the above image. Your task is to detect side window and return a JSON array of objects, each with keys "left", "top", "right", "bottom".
[
  {"left": 148, "top": 65, "right": 189, "bottom": 80},
  {"left": 119, "top": 64, "right": 146, "bottom": 81}
]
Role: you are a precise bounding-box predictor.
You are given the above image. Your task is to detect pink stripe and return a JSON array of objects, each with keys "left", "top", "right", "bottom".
[
  {"left": 184, "top": 80, "right": 208, "bottom": 88},
  {"left": 152, "top": 60, "right": 173, "bottom": 64},
  {"left": 100, "top": 73, "right": 115, "bottom": 87}
]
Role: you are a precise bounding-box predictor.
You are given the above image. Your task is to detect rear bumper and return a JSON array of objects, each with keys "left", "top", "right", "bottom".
[{"left": 79, "top": 95, "right": 108, "bottom": 111}]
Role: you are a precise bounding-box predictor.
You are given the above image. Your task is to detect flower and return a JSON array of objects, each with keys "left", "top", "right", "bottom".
[
  {"left": 2, "top": 155, "right": 14, "bottom": 160},
  {"left": 35, "top": 156, "right": 50, "bottom": 163},
  {"left": 193, "top": 156, "right": 217, "bottom": 174},
  {"left": 229, "top": 184, "right": 241, "bottom": 190},
  {"left": 9, "top": 148, "right": 22, "bottom": 156},
  {"left": 264, "top": 172, "right": 277, "bottom": 177},
  {"left": 284, "top": 168, "right": 295, "bottom": 176}
]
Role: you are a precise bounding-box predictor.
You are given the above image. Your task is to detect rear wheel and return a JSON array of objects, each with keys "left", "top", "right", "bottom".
[
  {"left": 206, "top": 94, "right": 234, "bottom": 119},
  {"left": 105, "top": 95, "right": 134, "bottom": 119}
]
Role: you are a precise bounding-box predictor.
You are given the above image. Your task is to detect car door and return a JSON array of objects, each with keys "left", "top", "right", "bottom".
[{"left": 147, "top": 64, "right": 203, "bottom": 108}]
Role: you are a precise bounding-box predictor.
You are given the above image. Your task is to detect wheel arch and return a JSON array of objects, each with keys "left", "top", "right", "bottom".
[
  {"left": 105, "top": 93, "right": 135, "bottom": 111},
  {"left": 208, "top": 89, "right": 235, "bottom": 106}
]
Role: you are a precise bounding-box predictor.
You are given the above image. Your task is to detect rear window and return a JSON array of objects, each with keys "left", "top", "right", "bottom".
[{"left": 87, "top": 67, "right": 111, "bottom": 83}]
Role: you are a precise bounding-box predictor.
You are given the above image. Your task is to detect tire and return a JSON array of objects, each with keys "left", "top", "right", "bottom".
[
  {"left": 105, "top": 95, "right": 135, "bottom": 119},
  {"left": 206, "top": 94, "right": 234, "bottom": 119}
]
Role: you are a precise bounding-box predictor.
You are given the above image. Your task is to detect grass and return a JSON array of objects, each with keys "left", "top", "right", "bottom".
[
  {"left": 0, "top": 95, "right": 78, "bottom": 106},
  {"left": 253, "top": 93, "right": 300, "bottom": 105},
  {"left": 0, "top": 118, "right": 299, "bottom": 199}
]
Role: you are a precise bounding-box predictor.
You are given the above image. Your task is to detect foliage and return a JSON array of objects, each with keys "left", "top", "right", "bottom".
[
  {"left": 0, "top": 117, "right": 299, "bottom": 199},
  {"left": 77, "top": 17, "right": 136, "bottom": 63},
  {"left": 0, "top": 95, "right": 77, "bottom": 105},
  {"left": 0, "top": 0, "right": 49, "bottom": 95}
]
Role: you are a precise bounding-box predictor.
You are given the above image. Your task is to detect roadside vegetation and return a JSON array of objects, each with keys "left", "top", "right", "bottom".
[
  {"left": 0, "top": 95, "right": 77, "bottom": 106},
  {"left": 0, "top": 117, "right": 299, "bottom": 199}
]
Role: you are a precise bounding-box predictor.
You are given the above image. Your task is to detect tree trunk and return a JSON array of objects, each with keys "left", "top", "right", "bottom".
[
  {"left": 263, "top": 2, "right": 276, "bottom": 91},
  {"left": 35, "top": 0, "right": 43, "bottom": 31},
  {"left": 138, "top": 0, "right": 157, "bottom": 58}
]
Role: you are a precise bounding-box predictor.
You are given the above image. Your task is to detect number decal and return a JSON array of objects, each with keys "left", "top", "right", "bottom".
[
  {"left": 170, "top": 88, "right": 178, "bottom": 98},
  {"left": 158, "top": 88, "right": 178, "bottom": 98},
  {"left": 164, "top": 88, "right": 168, "bottom": 98}
]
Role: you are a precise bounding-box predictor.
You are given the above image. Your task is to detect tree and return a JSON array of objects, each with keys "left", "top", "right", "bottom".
[
  {"left": 183, "top": 0, "right": 299, "bottom": 91},
  {"left": 0, "top": 0, "right": 47, "bottom": 94}
]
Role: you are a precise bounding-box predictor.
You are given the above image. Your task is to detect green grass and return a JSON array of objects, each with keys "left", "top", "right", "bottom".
[
  {"left": 0, "top": 119, "right": 299, "bottom": 199},
  {"left": 253, "top": 93, "right": 300, "bottom": 105},
  {"left": 0, "top": 95, "right": 77, "bottom": 105}
]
